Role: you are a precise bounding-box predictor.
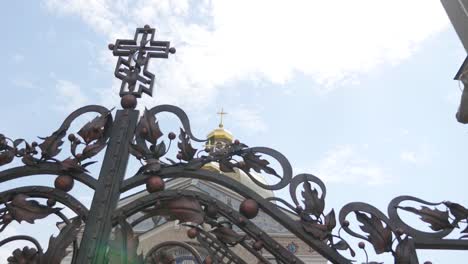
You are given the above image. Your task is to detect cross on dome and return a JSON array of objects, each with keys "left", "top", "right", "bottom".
[{"left": 216, "top": 108, "right": 228, "bottom": 128}]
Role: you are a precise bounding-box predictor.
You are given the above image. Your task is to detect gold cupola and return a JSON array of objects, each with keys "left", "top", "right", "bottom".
[
  {"left": 206, "top": 108, "right": 233, "bottom": 150},
  {"left": 202, "top": 108, "right": 274, "bottom": 198}
]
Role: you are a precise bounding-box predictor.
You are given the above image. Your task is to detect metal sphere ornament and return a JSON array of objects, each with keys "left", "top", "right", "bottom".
[
  {"left": 187, "top": 227, "right": 198, "bottom": 239},
  {"left": 239, "top": 199, "right": 259, "bottom": 219},
  {"left": 121, "top": 94, "right": 137, "bottom": 109},
  {"left": 203, "top": 255, "right": 213, "bottom": 264},
  {"left": 146, "top": 176, "right": 165, "bottom": 193},
  {"left": 253, "top": 241, "right": 264, "bottom": 251},
  {"left": 54, "top": 175, "right": 74, "bottom": 192}
]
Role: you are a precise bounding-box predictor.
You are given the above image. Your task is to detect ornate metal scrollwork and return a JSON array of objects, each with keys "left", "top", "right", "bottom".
[
  {"left": 0, "top": 105, "right": 110, "bottom": 264},
  {"left": 339, "top": 196, "right": 468, "bottom": 263},
  {"left": 0, "top": 191, "right": 83, "bottom": 264},
  {"left": 0, "top": 105, "right": 112, "bottom": 190}
]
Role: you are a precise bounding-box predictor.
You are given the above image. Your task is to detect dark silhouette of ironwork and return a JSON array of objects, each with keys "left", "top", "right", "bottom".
[{"left": 0, "top": 25, "right": 467, "bottom": 264}]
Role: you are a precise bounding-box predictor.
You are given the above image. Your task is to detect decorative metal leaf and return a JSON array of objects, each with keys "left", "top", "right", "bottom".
[
  {"left": 211, "top": 227, "right": 245, "bottom": 245},
  {"left": 6, "top": 194, "right": 61, "bottom": 224},
  {"left": 78, "top": 113, "right": 109, "bottom": 144},
  {"left": 7, "top": 246, "right": 39, "bottom": 264},
  {"left": 107, "top": 220, "right": 144, "bottom": 264},
  {"left": 151, "top": 141, "right": 166, "bottom": 158},
  {"left": 129, "top": 143, "right": 148, "bottom": 160},
  {"left": 397, "top": 206, "right": 452, "bottom": 231},
  {"left": 136, "top": 108, "right": 162, "bottom": 144},
  {"left": 443, "top": 201, "right": 468, "bottom": 223},
  {"left": 238, "top": 152, "right": 278, "bottom": 176},
  {"left": 394, "top": 237, "right": 419, "bottom": 264},
  {"left": 41, "top": 218, "right": 81, "bottom": 264},
  {"left": 219, "top": 159, "right": 235, "bottom": 173},
  {"left": 229, "top": 142, "right": 248, "bottom": 152},
  {"left": 0, "top": 150, "right": 15, "bottom": 166},
  {"left": 324, "top": 209, "right": 336, "bottom": 231},
  {"left": 177, "top": 128, "right": 197, "bottom": 161},
  {"left": 333, "top": 240, "right": 356, "bottom": 257},
  {"left": 333, "top": 240, "right": 348, "bottom": 250},
  {"left": 13, "top": 139, "right": 25, "bottom": 148},
  {"left": 21, "top": 154, "right": 37, "bottom": 167},
  {"left": 60, "top": 158, "right": 87, "bottom": 173},
  {"left": 38, "top": 129, "right": 66, "bottom": 159},
  {"left": 158, "top": 197, "right": 204, "bottom": 225},
  {"left": 70, "top": 138, "right": 79, "bottom": 157},
  {"left": 81, "top": 161, "right": 98, "bottom": 168},
  {"left": 81, "top": 140, "right": 107, "bottom": 159},
  {"left": 302, "top": 181, "right": 325, "bottom": 218},
  {"left": 355, "top": 212, "right": 392, "bottom": 254},
  {"left": 301, "top": 221, "right": 329, "bottom": 240},
  {"left": 0, "top": 134, "right": 6, "bottom": 149}
]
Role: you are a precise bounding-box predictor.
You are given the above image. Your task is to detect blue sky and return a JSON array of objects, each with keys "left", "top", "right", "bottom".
[{"left": 1, "top": 0, "right": 467, "bottom": 263}]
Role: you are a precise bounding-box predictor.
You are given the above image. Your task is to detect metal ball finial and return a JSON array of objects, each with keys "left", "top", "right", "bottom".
[{"left": 121, "top": 94, "right": 137, "bottom": 109}]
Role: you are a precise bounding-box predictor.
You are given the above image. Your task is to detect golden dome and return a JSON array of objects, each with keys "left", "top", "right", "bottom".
[
  {"left": 206, "top": 126, "right": 234, "bottom": 143},
  {"left": 202, "top": 109, "right": 274, "bottom": 198},
  {"left": 206, "top": 108, "right": 234, "bottom": 148}
]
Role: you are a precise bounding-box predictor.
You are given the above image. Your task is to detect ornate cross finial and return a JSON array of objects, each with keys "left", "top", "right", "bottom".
[
  {"left": 217, "top": 108, "right": 228, "bottom": 128},
  {"left": 108, "top": 25, "right": 176, "bottom": 99}
]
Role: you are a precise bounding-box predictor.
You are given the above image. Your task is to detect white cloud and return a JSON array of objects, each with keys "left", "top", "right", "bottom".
[
  {"left": 228, "top": 106, "right": 268, "bottom": 134},
  {"left": 11, "top": 79, "right": 36, "bottom": 90},
  {"left": 54, "top": 80, "right": 89, "bottom": 111},
  {"left": 313, "top": 145, "right": 392, "bottom": 185},
  {"left": 11, "top": 53, "right": 24, "bottom": 64},
  {"left": 44, "top": 0, "right": 449, "bottom": 107},
  {"left": 400, "top": 151, "right": 418, "bottom": 163},
  {"left": 400, "top": 144, "right": 433, "bottom": 164}
]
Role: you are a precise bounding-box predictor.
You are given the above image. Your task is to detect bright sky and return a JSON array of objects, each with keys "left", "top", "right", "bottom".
[{"left": 0, "top": 0, "right": 467, "bottom": 263}]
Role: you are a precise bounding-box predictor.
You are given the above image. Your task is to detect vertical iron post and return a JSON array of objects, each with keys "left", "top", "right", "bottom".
[{"left": 75, "top": 109, "right": 139, "bottom": 263}]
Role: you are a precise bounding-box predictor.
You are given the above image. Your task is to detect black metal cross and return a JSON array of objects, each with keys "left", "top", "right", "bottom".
[{"left": 108, "top": 25, "right": 176, "bottom": 98}]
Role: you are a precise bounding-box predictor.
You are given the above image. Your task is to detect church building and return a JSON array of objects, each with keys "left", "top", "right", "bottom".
[{"left": 63, "top": 119, "right": 326, "bottom": 264}]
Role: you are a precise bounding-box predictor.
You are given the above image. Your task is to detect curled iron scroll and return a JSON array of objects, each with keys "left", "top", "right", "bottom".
[
  {"left": 388, "top": 195, "right": 453, "bottom": 240},
  {"left": 0, "top": 186, "right": 89, "bottom": 221},
  {"left": 56, "top": 105, "right": 113, "bottom": 134},
  {"left": 236, "top": 147, "right": 293, "bottom": 190},
  {"left": 147, "top": 104, "right": 207, "bottom": 142},
  {"left": 0, "top": 235, "right": 43, "bottom": 255},
  {"left": 0, "top": 105, "right": 113, "bottom": 184},
  {"left": 339, "top": 202, "right": 399, "bottom": 242},
  {"left": 289, "top": 173, "right": 326, "bottom": 209}
]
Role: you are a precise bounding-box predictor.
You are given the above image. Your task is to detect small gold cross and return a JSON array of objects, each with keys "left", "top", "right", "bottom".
[{"left": 217, "top": 108, "right": 228, "bottom": 128}]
